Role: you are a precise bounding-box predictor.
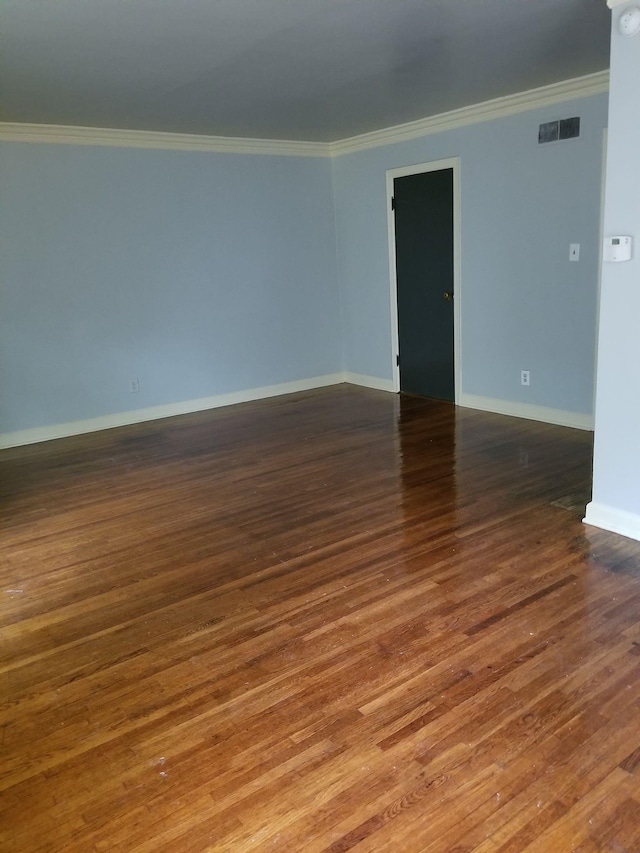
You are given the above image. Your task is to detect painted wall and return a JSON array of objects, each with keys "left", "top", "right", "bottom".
[
  {"left": 0, "top": 89, "right": 609, "bottom": 442},
  {"left": 333, "top": 93, "right": 609, "bottom": 419},
  {"left": 0, "top": 143, "right": 341, "bottom": 435},
  {"left": 586, "top": 6, "right": 640, "bottom": 540}
]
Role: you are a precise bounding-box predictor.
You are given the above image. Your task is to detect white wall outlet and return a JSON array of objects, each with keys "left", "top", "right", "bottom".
[
  {"left": 521, "top": 370, "right": 530, "bottom": 387},
  {"left": 569, "top": 243, "right": 580, "bottom": 261},
  {"left": 129, "top": 378, "right": 140, "bottom": 393}
]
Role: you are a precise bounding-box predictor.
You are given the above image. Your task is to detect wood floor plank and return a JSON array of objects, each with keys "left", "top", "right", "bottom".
[{"left": 2, "top": 386, "right": 640, "bottom": 851}]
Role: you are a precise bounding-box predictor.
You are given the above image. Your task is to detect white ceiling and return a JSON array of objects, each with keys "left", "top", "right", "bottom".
[{"left": 0, "top": 0, "right": 612, "bottom": 143}]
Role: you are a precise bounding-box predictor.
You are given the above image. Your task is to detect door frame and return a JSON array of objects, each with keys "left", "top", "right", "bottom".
[{"left": 386, "top": 157, "right": 461, "bottom": 401}]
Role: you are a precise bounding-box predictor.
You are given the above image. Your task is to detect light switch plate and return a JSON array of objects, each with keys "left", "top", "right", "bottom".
[{"left": 569, "top": 243, "right": 580, "bottom": 262}]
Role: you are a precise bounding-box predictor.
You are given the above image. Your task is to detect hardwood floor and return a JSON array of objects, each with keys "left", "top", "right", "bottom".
[{"left": 2, "top": 385, "right": 640, "bottom": 852}]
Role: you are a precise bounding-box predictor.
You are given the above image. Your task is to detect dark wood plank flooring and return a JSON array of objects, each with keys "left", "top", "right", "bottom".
[{"left": 2, "top": 385, "right": 640, "bottom": 852}]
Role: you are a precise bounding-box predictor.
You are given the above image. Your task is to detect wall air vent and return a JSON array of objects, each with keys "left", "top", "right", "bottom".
[{"left": 538, "top": 116, "right": 580, "bottom": 144}]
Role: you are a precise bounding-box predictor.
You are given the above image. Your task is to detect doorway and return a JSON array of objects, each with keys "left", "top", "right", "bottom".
[{"left": 387, "top": 158, "right": 461, "bottom": 402}]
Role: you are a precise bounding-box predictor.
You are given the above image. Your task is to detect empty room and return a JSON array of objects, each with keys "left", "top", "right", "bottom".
[{"left": 2, "top": 1, "right": 640, "bottom": 851}]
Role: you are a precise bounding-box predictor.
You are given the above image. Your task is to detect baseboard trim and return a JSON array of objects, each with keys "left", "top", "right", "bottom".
[
  {"left": 343, "top": 372, "right": 395, "bottom": 392},
  {"left": 583, "top": 502, "right": 640, "bottom": 542},
  {"left": 1, "top": 381, "right": 592, "bottom": 448},
  {"left": 458, "top": 393, "right": 594, "bottom": 430},
  {"left": 0, "top": 374, "right": 345, "bottom": 449}
]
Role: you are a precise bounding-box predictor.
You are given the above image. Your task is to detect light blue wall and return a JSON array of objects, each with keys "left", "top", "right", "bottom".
[
  {"left": 0, "top": 91, "right": 610, "bottom": 438},
  {"left": 333, "top": 93, "right": 609, "bottom": 415},
  {"left": 589, "top": 9, "right": 640, "bottom": 533},
  {"left": 0, "top": 143, "right": 341, "bottom": 433}
]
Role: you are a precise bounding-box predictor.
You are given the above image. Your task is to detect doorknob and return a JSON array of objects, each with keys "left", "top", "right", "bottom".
[{"left": 443, "top": 291, "right": 453, "bottom": 302}]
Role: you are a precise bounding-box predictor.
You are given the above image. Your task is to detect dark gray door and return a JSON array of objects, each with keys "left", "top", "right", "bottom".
[{"left": 394, "top": 168, "right": 454, "bottom": 401}]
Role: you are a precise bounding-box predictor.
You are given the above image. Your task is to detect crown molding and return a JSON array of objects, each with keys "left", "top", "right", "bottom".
[
  {"left": 0, "top": 122, "right": 330, "bottom": 157},
  {"left": 329, "top": 70, "right": 610, "bottom": 156},
  {"left": 0, "top": 71, "right": 609, "bottom": 158}
]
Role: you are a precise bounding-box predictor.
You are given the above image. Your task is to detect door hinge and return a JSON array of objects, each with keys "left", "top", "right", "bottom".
[
  {"left": 391, "top": 196, "right": 396, "bottom": 211},
  {"left": 396, "top": 354, "right": 400, "bottom": 367}
]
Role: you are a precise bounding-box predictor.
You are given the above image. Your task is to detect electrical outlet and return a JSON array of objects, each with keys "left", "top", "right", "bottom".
[
  {"left": 521, "top": 370, "right": 530, "bottom": 387},
  {"left": 129, "top": 378, "right": 140, "bottom": 393}
]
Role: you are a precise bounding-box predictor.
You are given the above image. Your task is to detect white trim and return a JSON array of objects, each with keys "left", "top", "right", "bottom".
[
  {"left": 593, "top": 128, "right": 607, "bottom": 417},
  {"left": 459, "top": 393, "right": 594, "bottom": 430},
  {"left": 584, "top": 502, "right": 640, "bottom": 542},
  {"left": 0, "top": 379, "right": 595, "bottom": 448},
  {"left": 0, "top": 372, "right": 398, "bottom": 449},
  {"left": 607, "top": 0, "right": 629, "bottom": 8},
  {"left": 0, "top": 72, "right": 608, "bottom": 159},
  {"left": 0, "top": 122, "right": 329, "bottom": 158},
  {"left": 386, "top": 157, "right": 462, "bottom": 402},
  {"left": 0, "top": 374, "right": 344, "bottom": 449},
  {"left": 343, "top": 372, "right": 395, "bottom": 392},
  {"left": 331, "top": 72, "right": 609, "bottom": 157}
]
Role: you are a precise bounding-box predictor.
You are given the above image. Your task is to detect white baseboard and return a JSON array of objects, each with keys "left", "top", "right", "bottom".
[
  {"left": 343, "top": 372, "right": 395, "bottom": 392},
  {"left": 0, "top": 379, "right": 591, "bottom": 449},
  {"left": 458, "top": 393, "right": 594, "bottom": 431},
  {"left": 583, "top": 502, "right": 640, "bottom": 542},
  {"left": 0, "top": 373, "right": 345, "bottom": 449}
]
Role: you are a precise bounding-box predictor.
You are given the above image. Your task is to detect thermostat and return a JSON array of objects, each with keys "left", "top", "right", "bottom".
[{"left": 603, "top": 235, "right": 633, "bottom": 262}]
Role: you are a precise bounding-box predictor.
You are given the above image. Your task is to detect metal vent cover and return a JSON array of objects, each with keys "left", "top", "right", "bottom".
[{"left": 538, "top": 116, "right": 580, "bottom": 144}]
